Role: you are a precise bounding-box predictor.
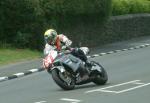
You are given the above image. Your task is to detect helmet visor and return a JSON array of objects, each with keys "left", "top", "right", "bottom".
[{"left": 45, "top": 34, "right": 56, "bottom": 44}]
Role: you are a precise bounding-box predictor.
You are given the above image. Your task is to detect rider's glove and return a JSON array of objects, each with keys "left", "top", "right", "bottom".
[
  {"left": 62, "top": 46, "right": 67, "bottom": 50},
  {"left": 65, "top": 40, "right": 72, "bottom": 47}
]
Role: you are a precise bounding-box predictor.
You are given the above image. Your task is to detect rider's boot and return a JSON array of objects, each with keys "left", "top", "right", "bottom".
[{"left": 85, "top": 60, "right": 92, "bottom": 69}]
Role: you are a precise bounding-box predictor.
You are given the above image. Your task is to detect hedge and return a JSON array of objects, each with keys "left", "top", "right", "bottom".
[
  {"left": 1, "top": 0, "right": 149, "bottom": 50},
  {"left": 40, "top": 0, "right": 112, "bottom": 47},
  {"left": 40, "top": 0, "right": 112, "bottom": 31},
  {"left": 0, "top": 0, "right": 46, "bottom": 49},
  {"left": 81, "top": 14, "right": 150, "bottom": 47},
  {"left": 112, "top": 0, "right": 150, "bottom": 16},
  {"left": 0, "top": 0, "right": 111, "bottom": 50}
]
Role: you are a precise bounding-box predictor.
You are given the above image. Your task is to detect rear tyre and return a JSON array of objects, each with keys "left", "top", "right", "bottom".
[
  {"left": 51, "top": 69, "right": 75, "bottom": 90},
  {"left": 91, "top": 61, "right": 108, "bottom": 85}
]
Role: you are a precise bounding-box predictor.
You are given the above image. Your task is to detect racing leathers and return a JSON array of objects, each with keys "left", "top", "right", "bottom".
[
  {"left": 44, "top": 34, "right": 72, "bottom": 56},
  {"left": 43, "top": 34, "right": 90, "bottom": 69}
]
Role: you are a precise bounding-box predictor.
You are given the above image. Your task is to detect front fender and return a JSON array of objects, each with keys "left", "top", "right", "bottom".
[{"left": 51, "top": 66, "right": 65, "bottom": 73}]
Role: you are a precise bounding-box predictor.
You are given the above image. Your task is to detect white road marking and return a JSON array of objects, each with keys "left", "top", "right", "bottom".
[
  {"left": 115, "top": 50, "right": 122, "bottom": 52},
  {"left": 29, "top": 69, "right": 38, "bottom": 73},
  {"left": 85, "top": 80, "right": 150, "bottom": 94},
  {"left": 135, "top": 46, "right": 141, "bottom": 49},
  {"left": 132, "top": 82, "right": 145, "bottom": 85},
  {"left": 107, "top": 51, "right": 114, "bottom": 54},
  {"left": 93, "top": 54, "right": 99, "bottom": 57},
  {"left": 85, "top": 80, "right": 140, "bottom": 93},
  {"left": 97, "top": 89, "right": 118, "bottom": 93},
  {"left": 14, "top": 73, "right": 24, "bottom": 77},
  {"left": 0, "top": 77, "right": 8, "bottom": 82},
  {"left": 129, "top": 47, "right": 134, "bottom": 50},
  {"left": 140, "top": 45, "right": 146, "bottom": 47},
  {"left": 122, "top": 49, "right": 128, "bottom": 51},
  {"left": 35, "top": 101, "right": 47, "bottom": 103},
  {"left": 100, "top": 53, "right": 107, "bottom": 55},
  {"left": 116, "top": 82, "right": 150, "bottom": 93},
  {"left": 60, "top": 98, "right": 81, "bottom": 103},
  {"left": 145, "top": 44, "right": 150, "bottom": 46}
]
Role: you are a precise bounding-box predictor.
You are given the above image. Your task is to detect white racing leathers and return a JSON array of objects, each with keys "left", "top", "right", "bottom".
[
  {"left": 59, "top": 34, "right": 72, "bottom": 47},
  {"left": 43, "top": 46, "right": 58, "bottom": 69},
  {"left": 44, "top": 34, "right": 72, "bottom": 56},
  {"left": 43, "top": 34, "right": 72, "bottom": 69}
]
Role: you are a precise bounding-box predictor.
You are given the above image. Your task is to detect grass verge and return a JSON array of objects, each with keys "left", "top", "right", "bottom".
[{"left": 0, "top": 48, "right": 42, "bottom": 66}]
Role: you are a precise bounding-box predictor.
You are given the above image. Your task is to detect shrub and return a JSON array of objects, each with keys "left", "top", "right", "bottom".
[
  {"left": 112, "top": 0, "right": 150, "bottom": 15},
  {"left": 40, "top": 0, "right": 112, "bottom": 46},
  {"left": 41, "top": 0, "right": 112, "bottom": 27},
  {"left": 0, "top": 0, "right": 45, "bottom": 50},
  {"left": 0, "top": 0, "right": 112, "bottom": 49}
]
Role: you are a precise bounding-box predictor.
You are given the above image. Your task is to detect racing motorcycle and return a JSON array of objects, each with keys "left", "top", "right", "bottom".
[{"left": 43, "top": 47, "right": 108, "bottom": 90}]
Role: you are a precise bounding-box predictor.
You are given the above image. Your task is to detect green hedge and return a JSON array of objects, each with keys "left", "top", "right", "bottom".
[
  {"left": 0, "top": 0, "right": 111, "bottom": 49},
  {"left": 66, "top": 14, "right": 150, "bottom": 47},
  {"left": 0, "top": 0, "right": 46, "bottom": 50},
  {"left": 90, "top": 14, "right": 150, "bottom": 47},
  {"left": 63, "top": 14, "right": 150, "bottom": 47},
  {"left": 0, "top": 0, "right": 150, "bottom": 50},
  {"left": 39, "top": 0, "right": 112, "bottom": 47},
  {"left": 40, "top": 0, "right": 112, "bottom": 29},
  {"left": 112, "top": 0, "right": 150, "bottom": 16}
]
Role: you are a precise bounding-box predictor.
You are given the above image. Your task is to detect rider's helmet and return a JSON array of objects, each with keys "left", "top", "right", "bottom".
[{"left": 44, "top": 29, "right": 57, "bottom": 45}]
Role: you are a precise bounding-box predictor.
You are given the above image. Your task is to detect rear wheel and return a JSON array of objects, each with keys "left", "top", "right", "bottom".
[
  {"left": 51, "top": 69, "right": 75, "bottom": 90},
  {"left": 91, "top": 61, "right": 108, "bottom": 85}
]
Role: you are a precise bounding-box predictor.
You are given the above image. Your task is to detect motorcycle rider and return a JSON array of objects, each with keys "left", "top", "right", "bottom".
[
  {"left": 43, "top": 29, "right": 91, "bottom": 76},
  {"left": 43, "top": 29, "right": 72, "bottom": 55}
]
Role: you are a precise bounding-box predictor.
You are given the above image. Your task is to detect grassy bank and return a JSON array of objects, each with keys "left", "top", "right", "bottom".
[{"left": 0, "top": 48, "right": 42, "bottom": 66}]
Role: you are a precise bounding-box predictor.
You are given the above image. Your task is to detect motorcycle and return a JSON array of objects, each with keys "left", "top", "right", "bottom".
[{"left": 43, "top": 47, "right": 108, "bottom": 90}]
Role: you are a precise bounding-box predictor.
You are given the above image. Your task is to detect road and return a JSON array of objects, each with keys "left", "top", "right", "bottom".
[{"left": 0, "top": 44, "right": 150, "bottom": 103}]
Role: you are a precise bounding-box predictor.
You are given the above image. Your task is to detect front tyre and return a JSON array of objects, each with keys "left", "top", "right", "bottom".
[
  {"left": 91, "top": 61, "right": 108, "bottom": 85},
  {"left": 51, "top": 69, "right": 75, "bottom": 90}
]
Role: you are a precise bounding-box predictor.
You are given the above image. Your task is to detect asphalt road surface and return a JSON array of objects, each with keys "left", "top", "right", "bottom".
[{"left": 0, "top": 44, "right": 150, "bottom": 103}]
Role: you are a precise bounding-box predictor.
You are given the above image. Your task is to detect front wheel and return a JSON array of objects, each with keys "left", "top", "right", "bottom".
[
  {"left": 91, "top": 61, "right": 108, "bottom": 85},
  {"left": 51, "top": 69, "right": 75, "bottom": 90}
]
